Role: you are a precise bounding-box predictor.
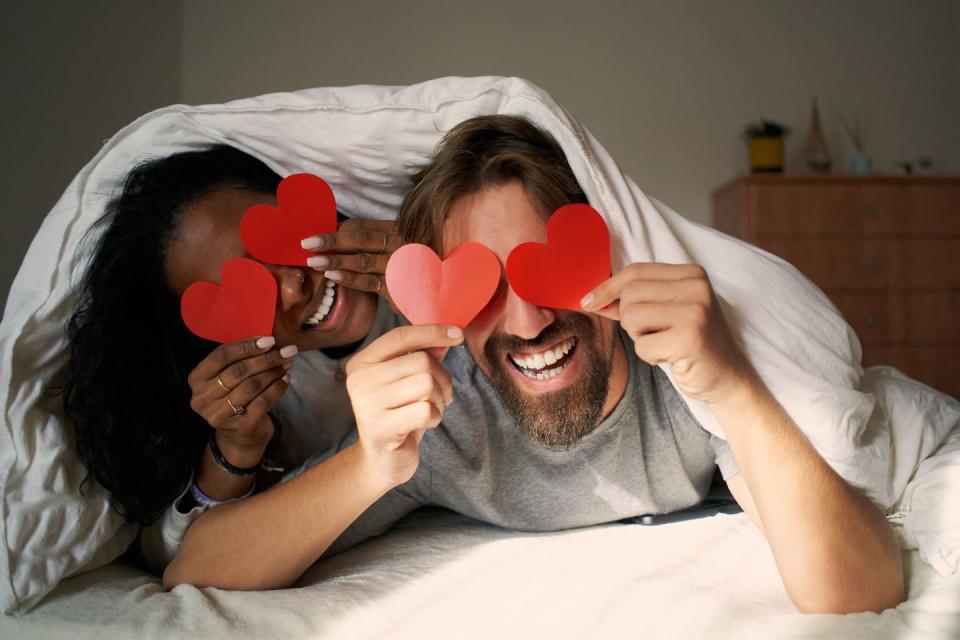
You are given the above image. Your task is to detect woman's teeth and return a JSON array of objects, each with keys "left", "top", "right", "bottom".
[
  {"left": 509, "top": 338, "right": 576, "bottom": 380},
  {"left": 303, "top": 281, "right": 337, "bottom": 328}
]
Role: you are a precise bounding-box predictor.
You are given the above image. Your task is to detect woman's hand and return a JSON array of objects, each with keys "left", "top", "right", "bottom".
[
  {"left": 344, "top": 324, "right": 463, "bottom": 488},
  {"left": 301, "top": 218, "right": 403, "bottom": 305},
  {"left": 187, "top": 336, "right": 297, "bottom": 467}
]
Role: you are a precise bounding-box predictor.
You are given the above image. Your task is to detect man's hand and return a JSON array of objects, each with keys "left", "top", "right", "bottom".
[
  {"left": 345, "top": 324, "right": 463, "bottom": 488},
  {"left": 581, "top": 262, "right": 758, "bottom": 405},
  {"left": 582, "top": 264, "right": 904, "bottom": 613}
]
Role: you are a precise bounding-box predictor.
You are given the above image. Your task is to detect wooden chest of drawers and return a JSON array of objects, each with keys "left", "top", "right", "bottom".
[{"left": 712, "top": 175, "right": 960, "bottom": 399}]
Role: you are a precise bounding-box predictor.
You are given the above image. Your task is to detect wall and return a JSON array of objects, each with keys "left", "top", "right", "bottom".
[
  {"left": 179, "top": 0, "right": 960, "bottom": 223},
  {"left": 0, "top": 3, "right": 181, "bottom": 305},
  {"left": 3, "top": 0, "right": 958, "bottom": 304}
]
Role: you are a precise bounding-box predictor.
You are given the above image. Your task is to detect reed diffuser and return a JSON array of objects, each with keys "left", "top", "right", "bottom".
[{"left": 840, "top": 112, "right": 871, "bottom": 175}]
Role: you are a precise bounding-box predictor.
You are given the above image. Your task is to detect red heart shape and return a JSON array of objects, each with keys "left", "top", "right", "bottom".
[
  {"left": 385, "top": 243, "right": 501, "bottom": 328},
  {"left": 181, "top": 258, "right": 278, "bottom": 343},
  {"left": 505, "top": 204, "right": 611, "bottom": 311},
  {"left": 240, "top": 173, "right": 338, "bottom": 266}
]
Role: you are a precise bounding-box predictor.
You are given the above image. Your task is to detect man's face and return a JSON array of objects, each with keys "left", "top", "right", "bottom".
[{"left": 442, "top": 181, "right": 620, "bottom": 448}]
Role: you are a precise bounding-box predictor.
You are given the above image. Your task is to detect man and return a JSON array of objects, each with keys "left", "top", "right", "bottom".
[
  {"left": 166, "top": 116, "right": 904, "bottom": 615},
  {"left": 341, "top": 115, "right": 903, "bottom": 614}
]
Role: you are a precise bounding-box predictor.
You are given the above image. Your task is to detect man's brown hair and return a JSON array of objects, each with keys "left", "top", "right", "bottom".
[{"left": 396, "top": 115, "right": 588, "bottom": 252}]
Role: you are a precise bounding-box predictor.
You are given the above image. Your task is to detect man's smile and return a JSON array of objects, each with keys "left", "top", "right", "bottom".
[
  {"left": 497, "top": 333, "right": 586, "bottom": 394},
  {"left": 507, "top": 336, "right": 577, "bottom": 380}
]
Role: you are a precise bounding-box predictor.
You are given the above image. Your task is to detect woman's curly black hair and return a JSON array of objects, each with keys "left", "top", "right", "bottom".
[{"left": 63, "top": 145, "right": 281, "bottom": 525}]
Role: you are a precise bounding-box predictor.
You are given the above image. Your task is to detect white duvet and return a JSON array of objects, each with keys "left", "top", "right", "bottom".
[{"left": 1, "top": 76, "right": 958, "bottom": 615}]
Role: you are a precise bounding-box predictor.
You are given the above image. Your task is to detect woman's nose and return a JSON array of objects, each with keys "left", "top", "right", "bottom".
[{"left": 276, "top": 267, "right": 310, "bottom": 312}]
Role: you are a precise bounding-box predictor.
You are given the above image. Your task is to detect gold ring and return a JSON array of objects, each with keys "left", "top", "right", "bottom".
[
  {"left": 216, "top": 375, "right": 231, "bottom": 393},
  {"left": 380, "top": 232, "right": 389, "bottom": 253},
  {"left": 226, "top": 396, "right": 246, "bottom": 416}
]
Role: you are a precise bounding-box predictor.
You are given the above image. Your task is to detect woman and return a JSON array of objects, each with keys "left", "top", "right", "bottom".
[{"left": 62, "top": 145, "right": 427, "bottom": 579}]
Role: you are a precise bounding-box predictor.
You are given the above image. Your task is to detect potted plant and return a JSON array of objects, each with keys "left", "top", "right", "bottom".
[{"left": 742, "top": 119, "right": 791, "bottom": 173}]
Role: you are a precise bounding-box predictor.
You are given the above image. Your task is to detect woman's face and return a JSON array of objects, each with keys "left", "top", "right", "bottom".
[{"left": 164, "top": 187, "right": 379, "bottom": 351}]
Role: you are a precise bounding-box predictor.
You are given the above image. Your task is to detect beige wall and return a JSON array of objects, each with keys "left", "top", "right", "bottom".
[
  {"left": 0, "top": 3, "right": 181, "bottom": 305},
  {"left": 180, "top": 0, "right": 960, "bottom": 222},
  {"left": 3, "top": 0, "right": 958, "bottom": 304}
]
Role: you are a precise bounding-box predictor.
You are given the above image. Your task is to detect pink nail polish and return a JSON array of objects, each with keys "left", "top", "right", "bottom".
[
  {"left": 256, "top": 336, "right": 276, "bottom": 349},
  {"left": 300, "top": 237, "right": 322, "bottom": 249},
  {"left": 280, "top": 345, "right": 298, "bottom": 358},
  {"left": 307, "top": 255, "right": 329, "bottom": 268}
]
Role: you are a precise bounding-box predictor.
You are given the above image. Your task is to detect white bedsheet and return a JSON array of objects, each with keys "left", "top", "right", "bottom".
[{"left": 2, "top": 509, "right": 957, "bottom": 639}]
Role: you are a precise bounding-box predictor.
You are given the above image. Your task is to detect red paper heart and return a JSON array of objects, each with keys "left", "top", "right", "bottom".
[
  {"left": 505, "top": 204, "right": 611, "bottom": 311},
  {"left": 181, "top": 258, "right": 277, "bottom": 343},
  {"left": 240, "top": 173, "right": 338, "bottom": 266},
  {"left": 385, "top": 243, "right": 501, "bottom": 328}
]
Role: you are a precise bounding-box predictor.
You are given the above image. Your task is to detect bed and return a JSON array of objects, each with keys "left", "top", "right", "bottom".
[
  {"left": 3, "top": 508, "right": 959, "bottom": 639},
  {"left": 2, "top": 76, "right": 959, "bottom": 637}
]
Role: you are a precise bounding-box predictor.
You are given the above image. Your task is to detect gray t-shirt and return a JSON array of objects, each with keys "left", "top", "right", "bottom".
[{"left": 328, "top": 330, "right": 738, "bottom": 555}]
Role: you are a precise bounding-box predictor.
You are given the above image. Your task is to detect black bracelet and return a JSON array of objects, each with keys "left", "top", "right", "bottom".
[{"left": 208, "top": 432, "right": 260, "bottom": 477}]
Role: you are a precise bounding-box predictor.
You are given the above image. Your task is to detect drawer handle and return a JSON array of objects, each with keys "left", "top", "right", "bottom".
[
  {"left": 864, "top": 206, "right": 877, "bottom": 219},
  {"left": 863, "top": 313, "right": 876, "bottom": 328},
  {"left": 865, "top": 259, "right": 878, "bottom": 273}
]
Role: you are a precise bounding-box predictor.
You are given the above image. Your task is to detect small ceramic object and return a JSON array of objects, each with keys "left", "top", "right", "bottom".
[{"left": 850, "top": 151, "right": 873, "bottom": 175}]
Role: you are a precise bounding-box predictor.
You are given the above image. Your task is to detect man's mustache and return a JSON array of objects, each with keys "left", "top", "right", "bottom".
[{"left": 483, "top": 313, "right": 595, "bottom": 358}]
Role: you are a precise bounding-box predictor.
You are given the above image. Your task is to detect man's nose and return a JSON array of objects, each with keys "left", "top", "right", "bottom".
[
  {"left": 275, "top": 267, "right": 310, "bottom": 312},
  {"left": 501, "top": 285, "right": 555, "bottom": 340}
]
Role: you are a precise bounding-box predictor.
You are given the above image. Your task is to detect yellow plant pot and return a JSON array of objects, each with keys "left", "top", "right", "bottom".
[{"left": 748, "top": 137, "right": 785, "bottom": 172}]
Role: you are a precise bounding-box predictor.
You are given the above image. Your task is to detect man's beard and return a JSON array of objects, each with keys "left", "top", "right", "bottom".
[{"left": 481, "top": 314, "right": 614, "bottom": 449}]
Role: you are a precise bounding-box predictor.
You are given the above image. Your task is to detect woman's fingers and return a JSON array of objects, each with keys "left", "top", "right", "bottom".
[
  {"left": 245, "top": 372, "right": 292, "bottom": 416},
  {"left": 209, "top": 368, "right": 290, "bottom": 434},
  {"left": 306, "top": 251, "right": 390, "bottom": 275},
  {"left": 301, "top": 219, "right": 403, "bottom": 254},
  {"left": 300, "top": 219, "right": 401, "bottom": 300},
  {"left": 190, "top": 336, "right": 276, "bottom": 382},
  {"left": 214, "top": 345, "right": 297, "bottom": 391},
  {"left": 225, "top": 366, "right": 290, "bottom": 412},
  {"left": 323, "top": 269, "right": 385, "bottom": 295}
]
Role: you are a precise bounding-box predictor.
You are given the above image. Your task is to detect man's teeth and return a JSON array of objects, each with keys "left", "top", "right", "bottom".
[
  {"left": 509, "top": 338, "right": 575, "bottom": 379},
  {"left": 304, "top": 281, "right": 337, "bottom": 327}
]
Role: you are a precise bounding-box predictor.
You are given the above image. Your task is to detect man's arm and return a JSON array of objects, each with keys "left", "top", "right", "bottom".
[
  {"left": 164, "top": 324, "right": 463, "bottom": 590},
  {"left": 718, "top": 385, "right": 903, "bottom": 613},
  {"left": 164, "top": 443, "right": 400, "bottom": 590},
  {"left": 582, "top": 262, "right": 904, "bottom": 614}
]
